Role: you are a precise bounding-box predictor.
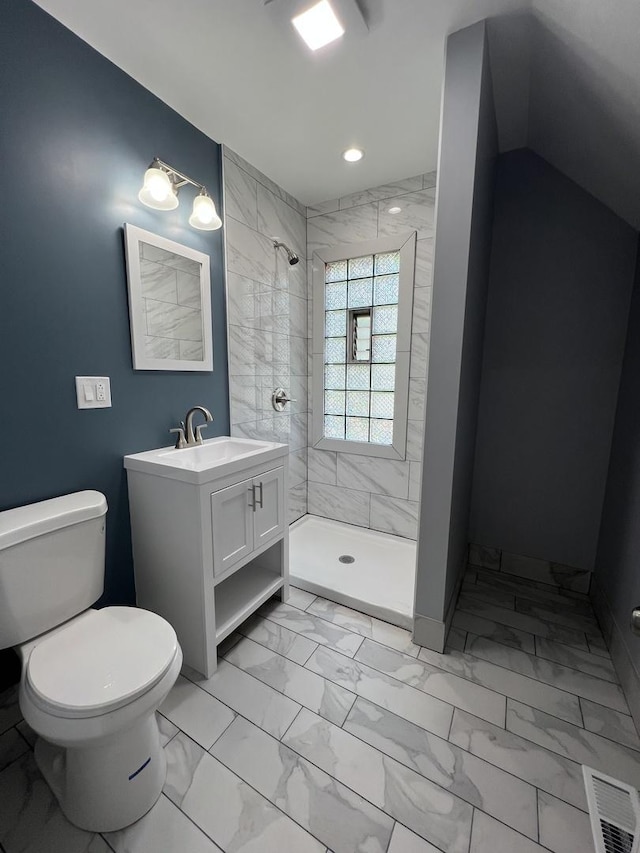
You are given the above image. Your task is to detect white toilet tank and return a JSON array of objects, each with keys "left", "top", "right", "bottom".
[{"left": 0, "top": 491, "right": 108, "bottom": 648}]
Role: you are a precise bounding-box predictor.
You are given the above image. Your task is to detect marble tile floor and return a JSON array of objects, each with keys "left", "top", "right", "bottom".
[{"left": 0, "top": 566, "right": 638, "bottom": 853}]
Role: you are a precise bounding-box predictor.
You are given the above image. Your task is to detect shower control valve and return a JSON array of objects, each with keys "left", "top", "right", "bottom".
[{"left": 272, "top": 388, "right": 297, "bottom": 412}]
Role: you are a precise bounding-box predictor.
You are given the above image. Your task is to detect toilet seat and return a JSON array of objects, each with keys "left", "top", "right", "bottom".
[{"left": 26, "top": 607, "right": 178, "bottom": 719}]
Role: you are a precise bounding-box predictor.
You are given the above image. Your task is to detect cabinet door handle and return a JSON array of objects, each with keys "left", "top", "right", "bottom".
[
  {"left": 256, "top": 481, "right": 264, "bottom": 509},
  {"left": 248, "top": 485, "right": 256, "bottom": 511}
]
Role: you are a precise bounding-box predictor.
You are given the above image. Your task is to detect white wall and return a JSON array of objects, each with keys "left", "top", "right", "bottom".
[{"left": 414, "top": 20, "right": 498, "bottom": 649}]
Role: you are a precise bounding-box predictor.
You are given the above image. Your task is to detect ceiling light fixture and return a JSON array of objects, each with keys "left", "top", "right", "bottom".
[
  {"left": 138, "top": 158, "right": 222, "bottom": 231},
  {"left": 343, "top": 147, "right": 364, "bottom": 162},
  {"left": 388, "top": 206, "right": 402, "bottom": 215},
  {"left": 292, "top": 0, "right": 345, "bottom": 51}
]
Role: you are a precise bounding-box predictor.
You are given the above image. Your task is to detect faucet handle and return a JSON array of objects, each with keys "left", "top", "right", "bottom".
[
  {"left": 169, "top": 427, "right": 187, "bottom": 449},
  {"left": 195, "top": 420, "right": 213, "bottom": 445}
]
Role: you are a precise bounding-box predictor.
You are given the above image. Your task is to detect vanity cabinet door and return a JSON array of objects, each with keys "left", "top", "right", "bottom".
[
  {"left": 252, "top": 466, "right": 285, "bottom": 550},
  {"left": 210, "top": 478, "right": 254, "bottom": 576}
]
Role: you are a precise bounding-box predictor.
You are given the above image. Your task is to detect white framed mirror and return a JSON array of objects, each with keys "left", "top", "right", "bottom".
[{"left": 124, "top": 223, "right": 213, "bottom": 371}]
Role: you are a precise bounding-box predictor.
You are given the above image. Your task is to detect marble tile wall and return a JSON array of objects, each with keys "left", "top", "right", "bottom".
[
  {"left": 223, "top": 147, "right": 309, "bottom": 523},
  {"left": 306, "top": 174, "right": 436, "bottom": 539}
]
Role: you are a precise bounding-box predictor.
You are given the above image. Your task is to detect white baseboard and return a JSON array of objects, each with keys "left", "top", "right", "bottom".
[{"left": 413, "top": 557, "right": 466, "bottom": 652}]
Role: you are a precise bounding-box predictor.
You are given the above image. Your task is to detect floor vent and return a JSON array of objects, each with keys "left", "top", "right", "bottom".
[{"left": 583, "top": 765, "right": 640, "bottom": 853}]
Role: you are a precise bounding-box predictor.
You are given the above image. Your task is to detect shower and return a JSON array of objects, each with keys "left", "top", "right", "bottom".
[{"left": 273, "top": 239, "right": 299, "bottom": 265}]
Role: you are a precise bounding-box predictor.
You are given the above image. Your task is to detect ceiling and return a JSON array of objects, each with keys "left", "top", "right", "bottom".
[
  {"left": 29, "top": 0, "right": 640, "bottom": 226},
  {"left": 489, "top": 0, "right": 640, "bottom": 230},
  {"left": 31, "top": 0, "right": 524, "bottom": 205}
]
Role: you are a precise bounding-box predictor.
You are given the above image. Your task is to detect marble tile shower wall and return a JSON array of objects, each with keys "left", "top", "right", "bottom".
[
  {"left": 306, "top": 173, "right": 436, "bottom": 539},
  {"left": 223, "top": 147, "right": 309, "bottom": 522}
]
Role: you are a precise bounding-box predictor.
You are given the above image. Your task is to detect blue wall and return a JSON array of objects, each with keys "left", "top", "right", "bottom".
[
  {"left": 0, "top": 0, "right": 230, "bottom": 606},
  {"left": 595, "top": 240, "right": 640, "bottom": 689},
  {"left": 470, "top": 150, "right": 636, "bottom": 571}
]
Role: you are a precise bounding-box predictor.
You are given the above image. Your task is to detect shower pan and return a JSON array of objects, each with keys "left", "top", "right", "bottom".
[{"left": 289, "top": 515, "right": 416, "bottom": 629}]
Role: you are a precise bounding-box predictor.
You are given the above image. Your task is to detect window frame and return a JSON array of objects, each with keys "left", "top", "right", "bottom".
[{"left": 311, "top": 232, "right": 416, "bottom": 460}]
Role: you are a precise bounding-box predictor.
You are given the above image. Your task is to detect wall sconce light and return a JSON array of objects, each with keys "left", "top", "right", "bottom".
[{"left": 138, "top": 158, "right": 222, "bottom": 231}]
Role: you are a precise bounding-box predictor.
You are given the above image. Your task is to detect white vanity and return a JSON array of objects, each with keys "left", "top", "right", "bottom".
[{"left": 124, "top": 437, "right": 289, "bottom": 677}]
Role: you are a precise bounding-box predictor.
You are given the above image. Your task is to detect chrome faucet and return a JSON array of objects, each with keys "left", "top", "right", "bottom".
[{"left": 169, "top": 406, "right": 214, "bottom": 448}]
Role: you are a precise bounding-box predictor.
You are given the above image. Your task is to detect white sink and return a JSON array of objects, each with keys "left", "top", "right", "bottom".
[{"left": 124, "top": 437, "right": 288, "bottom": 484}]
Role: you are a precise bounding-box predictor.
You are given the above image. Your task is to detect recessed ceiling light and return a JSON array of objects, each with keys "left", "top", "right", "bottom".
[
  {"left": 388, "top": 206, "right": 402, "bottom": 214},
  {"left": 292, "top": 1, "right": 345, "bottom": 51},
  {"left": 343, "top": 147, "right": 364, "bottom": 162}
]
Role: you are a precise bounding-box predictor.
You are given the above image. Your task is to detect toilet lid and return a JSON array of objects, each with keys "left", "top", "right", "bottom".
[{"left": 26, "top": 607, "right": 179, "bottom": 718}]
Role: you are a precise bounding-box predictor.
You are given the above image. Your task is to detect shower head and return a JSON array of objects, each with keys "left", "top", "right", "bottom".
[{"left": 273, "top": 240, "right": 299, "bottom": 266}]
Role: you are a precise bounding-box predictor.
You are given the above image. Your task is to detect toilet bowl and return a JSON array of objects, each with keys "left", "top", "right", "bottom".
[
  {"left": 0, "top": 491, "right": 182, "bottom": 831},
  {"left": 19, "top": 607, "right": 182, "bottom": 831}
]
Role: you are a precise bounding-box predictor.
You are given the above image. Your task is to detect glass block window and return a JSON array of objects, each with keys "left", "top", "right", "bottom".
[{"left": 322, "top": 249, "right": 399, "bottom": 446}]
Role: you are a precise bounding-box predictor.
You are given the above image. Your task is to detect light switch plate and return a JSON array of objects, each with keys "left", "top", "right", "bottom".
[{"left": 75, "top": 376, "right": 112, "bottom": 409}]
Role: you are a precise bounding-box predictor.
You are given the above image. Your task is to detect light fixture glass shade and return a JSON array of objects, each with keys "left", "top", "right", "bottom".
[
  {"left": 189, "top": 192, "right": 222, "bottom": 231},
  {"left": 138, "top": 167, "right": 178, "bottom": 210},
  {"left": 292, "top": 0, "right": 345, "bottom": 51}
]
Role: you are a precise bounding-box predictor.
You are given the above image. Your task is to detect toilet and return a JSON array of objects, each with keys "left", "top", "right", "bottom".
[{"left": 0, "top": 490, "right": 182, "bottom": 832}]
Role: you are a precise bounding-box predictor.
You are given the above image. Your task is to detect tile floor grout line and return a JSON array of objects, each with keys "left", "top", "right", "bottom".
[
  {"left": 209, "top": 722, "right": 393, "bottom": 851},
  {"left": 279, "top": 705, "right": 304, "bottom": 743},
  {"left": 0, "top": 728, "right": 30, "bottom": 776},
  {"left": 340, "top": 692, "right": 359, "bottom": 731},
  {"left": 222, "top": 633, "right": 358, "bottom": 705},
  {"left": 475, "top": 587, "right": 597, "bottom": 624},
  {"left": 156, "top": 711, "right": 181, "bottom": 748},
  {"left": 180, "top": 657, "right": 303, "bottom": 738},
  {"left": 442, "top": 629, "right": 619, "bottom": 710},
  {"left": 263, "top": 597, "right": 418, "bottom": 659},
  {"left": 513, "top": 596, "right": 601, "bottom": 630},
  {"left": 201, "top": 627, "right": 623, "bottom": 751},
  {"left": 165, "top": 693, "right": 590, "bottom": 845},
  {"left": 274, "top": 664, "right": 544, "bottom": 843},
  {"left": 259, "top": 603, "right": 369, "bottom": 658},
  {"left": 368, "top": 637, "right": 600, "bottom": 723},
  {"left": 468, "top": 565, "right": 593, "bottom": 605},
  {"left": 249, "top": 681, "right": 566, "bottom": 831},
  {"left": 544, "top": 632, "right": 612, "bottom": 660},
  {"left": 295, "top": 587, "right": 416, "bottom": 637},
  {"left": 443, "top": 708, "right": 589, "bottom": 813},
  {"left": 206, "top": 707, "right": 238, "bottom": 752},
  {"left": 313, "top": 637, "right": 580, "bottom": 732},
  {"left": 288, "top": 686, "right": 555, "bottom": 826},
  {"left": 168, "top": 725, "right": 331, "bottom": 852},
  {"left": 249, "top": 609, "right": 364, "bottom": 659},
  {"left": 156, "top": 791, "right": 226, "bottom": 853},
  {"left": 466, "top": 808, "right": 476, "bottom": 853},
  {"left": 470, "top": 570, "right": 595, "bottom": 607},
  {"left": 504, "top": 697, "right": 640, "bottom": 764},
  {"left": 532, "top": 649, "right": 619, "bottom": 686},
  {"left": 456, "top": 601, "right": 594, "bottom": 648},
  {"left": 100, "top": 833, "right": 118, "bottom": 852},
  {"left": 301, "top": 643, "right": 320, "bottom": 667},
  {"left": 462, "top": 632, "right": 625, "bottom": 694},
  {"left": 267, "top": 705, "right": 489, "bottom": 847},
  {"left": 576, "top": 692, "right": 636, "bottom": 726}
]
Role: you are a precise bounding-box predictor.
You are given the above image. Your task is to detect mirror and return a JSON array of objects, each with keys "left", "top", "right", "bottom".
[{"left": 124, "top": 224, "right": 213, "bottom": 371}]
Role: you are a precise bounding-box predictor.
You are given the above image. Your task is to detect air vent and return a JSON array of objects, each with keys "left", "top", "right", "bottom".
[{"left": 583, "top": 765, "right": 640, "bottom": 853}]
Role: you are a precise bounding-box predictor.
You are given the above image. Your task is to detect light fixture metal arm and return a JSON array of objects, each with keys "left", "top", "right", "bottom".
[{"left": 153, "top": 157, "right": 206, "bottom": 193}]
